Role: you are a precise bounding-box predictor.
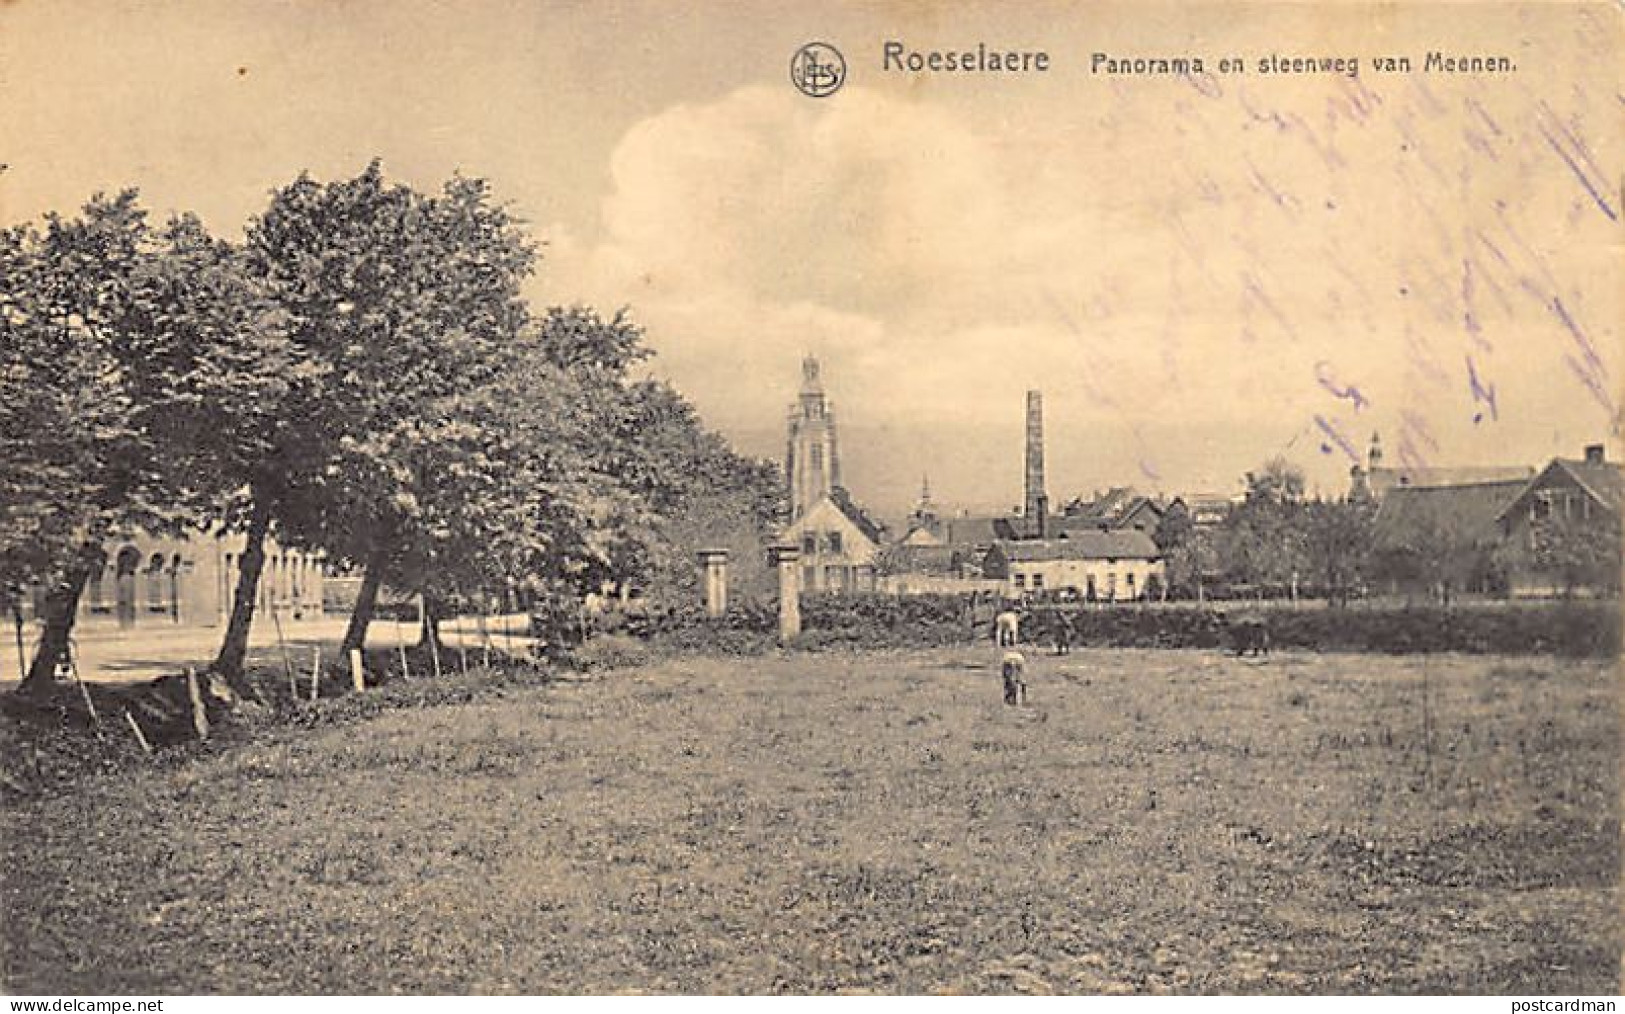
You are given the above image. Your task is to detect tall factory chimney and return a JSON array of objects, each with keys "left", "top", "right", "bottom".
[{"left": 1024, "top": 390, "right": 1049, "bottom": 539}]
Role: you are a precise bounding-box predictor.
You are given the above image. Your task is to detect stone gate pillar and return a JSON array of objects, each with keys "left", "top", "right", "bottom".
[
  {"left": 696, "top": 548, "right": 729, "bottom": 618},
  {"left": 767, "top": 544, "right": 801, "bottom": 642}
]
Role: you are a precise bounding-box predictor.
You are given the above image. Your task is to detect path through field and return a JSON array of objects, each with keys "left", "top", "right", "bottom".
[{"left": 2, "top": 647, "right": 1617, "bottom": 993}]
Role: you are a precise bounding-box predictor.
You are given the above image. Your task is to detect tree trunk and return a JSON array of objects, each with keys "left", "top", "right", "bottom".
[
  {"left": 419, "top": 594, "right": 443, "bottom": 649},
  {"left": 214, "top": 496, "right": 273, "bottom": 696},
  {"left": 19, "top": 548, "right": 97, "bottom": 697},
  {"left": 341, "top": 550, "right": 387, "bottom": 656}
]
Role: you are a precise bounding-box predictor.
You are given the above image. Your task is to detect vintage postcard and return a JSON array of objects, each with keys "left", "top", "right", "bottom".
[{"left": 1, "top": 0, "right": 1620, "bottom": 998}]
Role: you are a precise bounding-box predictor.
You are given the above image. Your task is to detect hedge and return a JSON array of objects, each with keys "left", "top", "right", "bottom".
[{"left": 634, "top": 594, "right": 1620, "bottom": 658}]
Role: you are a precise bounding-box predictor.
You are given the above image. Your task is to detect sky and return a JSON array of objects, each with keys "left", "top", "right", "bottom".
[{"left": 3, "top": 0, "right": 1620, "bottom": 516}]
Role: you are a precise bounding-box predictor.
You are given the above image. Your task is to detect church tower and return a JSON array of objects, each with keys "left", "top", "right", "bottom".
[
  {"left": 908, "top": 475, "right": 941, "bottom": 538},
  {"left": 786, "top": 356, "right": 841, "bottom": 520},
  {"left": 1349, "top": 431, "right": 1381, "bottom": 503}
]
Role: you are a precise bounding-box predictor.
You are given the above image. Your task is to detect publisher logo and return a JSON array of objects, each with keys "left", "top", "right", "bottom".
[{"left": 791, "top": 42, "right": 846, "bottom": 97}]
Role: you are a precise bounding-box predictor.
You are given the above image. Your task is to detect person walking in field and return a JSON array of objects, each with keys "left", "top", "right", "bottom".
[
  {"left": 995, "top": 606, "right": 1020, "bottom": 647},
  {"left": 1052, "top": 609, "right": 1073, "bottom": 655},
  {"left": 1001, "top": 650, "right": 1027, "bottom": 706}
]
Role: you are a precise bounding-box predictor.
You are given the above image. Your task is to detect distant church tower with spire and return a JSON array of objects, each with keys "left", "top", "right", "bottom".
[
  {"left": 779, "top": 355, "right": 884, "bottom": 592},
  {"left": 786, "top": 355, "right": 842, "bottom": 521}
]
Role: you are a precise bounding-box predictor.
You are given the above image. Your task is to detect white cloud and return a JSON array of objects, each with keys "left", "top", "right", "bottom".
[{"left": 543, "top": 72, "right": 1622, "bottom": 511}]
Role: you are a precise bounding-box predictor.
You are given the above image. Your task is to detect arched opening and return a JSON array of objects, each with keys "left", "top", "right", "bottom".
[
  {"left": 170, "top": 553, "right": 185, "bottom": 621},
  {"left": 114, "top": 546, "right": 141, "bottom": 627},
  {"left": 289, "top": 553, "right": 304, "bottom": 618},
  {"left": 146, "top": 553, "right": 169, "bottom": 614},
  {"left": 85, "top": 555, "right": 109, "bottom": 614}
]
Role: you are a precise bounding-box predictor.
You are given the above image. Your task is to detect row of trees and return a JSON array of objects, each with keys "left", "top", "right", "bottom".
[
  {"left": 1154, "top": 459, "right": 1375, "bottom": 604},
  {"left": 1, "top": 162, "right": 782, "bottom": 697},
  {"left": 1155, "top": 458, "right": 1619, "bottom": 603}
]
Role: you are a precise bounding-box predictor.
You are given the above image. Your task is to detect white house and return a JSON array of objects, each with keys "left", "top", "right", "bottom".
[
  {"left": 982, "top": 531, "right": 1166, "bottom": 601},
  {"left": 780, "top": 491, "right": 884, "bottom": 593}
]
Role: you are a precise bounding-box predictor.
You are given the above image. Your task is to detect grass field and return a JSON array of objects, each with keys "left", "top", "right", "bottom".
[{"left": 2, "top": 646, "right": 1618, "bottom": 994}]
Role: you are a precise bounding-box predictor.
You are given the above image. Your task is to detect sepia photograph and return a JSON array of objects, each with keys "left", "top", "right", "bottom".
[{"left": 0, "top": 0, "right": 1620, "bottom": 998}]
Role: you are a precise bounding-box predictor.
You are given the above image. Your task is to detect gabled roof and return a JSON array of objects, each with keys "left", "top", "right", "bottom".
[
  {"left": 995, "top": 530, "right": 1161, "bottom": 562},
  {"left": 1496, "top": 458, "right": 1625, "bottom": 523},
  {"left": 782, "top": 487, "right": 885, "bottom": 548},
  {"left": 891, "top": 543, "right": 960, "bottom": 575},
  {"left": 1171, "top": 492, "right": 1236, "bottom": 524},
  {"left": 901, "top": 525, "right": 945, "bottom": 547},
  {"left": 1370, "top": 464, "right": 1534, "bottom": 497},
  {"left": 828, "top": 486, "right": 885, "bottom": 545},
  {"left": 1064, "top": 486, "right": 1132, "bottom": 521},
  {"left": 1373, "top": 479, "right": 1528, "bottom": 549},
  {"left": 1056, "top": 498, "right": 1162, "bottom": 533},
  {"left": 1120, "top": 496, "right": 1164, "bottom": 517},
  {"left": 942, "top": 515, "right": 1017, "bottom": 546}
]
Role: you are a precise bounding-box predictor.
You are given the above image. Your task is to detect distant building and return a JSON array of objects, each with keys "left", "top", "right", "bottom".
[
  {"left": 1058, "top": 487, "right": 1167, "bottom": 538},
  {"left": 1494, "top": 445, "right": 1622, "bottom": 596},
  {"left": 982, "top": 531, "right": 1166, "bottom": 601},
  {"left": 1174, "top": 493, "right": 1238, "bottom": 529},
  {"left": 899, "top": 476, "right": 944, "bottom": 546},
  {"left": 786, "top": 356, "right": 842, "bottom": 522},
  {"left": 780, "top": 356, "right": 883, "bottom": 592},
  {"left": 1371, "top": 479, "right": 1529, "bottom": 594},
  {"left": 1370, "top": 444, "right": 1622, "bottom": 597},
  {"left": 22, "top": 530, "right": 324, "bottom": 631},
  {"left": 890, "top": 478, "right": 954, "bottom": 574},
  {"left": 1350, "top": 432, "right": 1534, "bottom": 503}
]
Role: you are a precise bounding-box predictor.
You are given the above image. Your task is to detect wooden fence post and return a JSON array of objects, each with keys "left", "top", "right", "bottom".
[
  {"left": 124, "top": 710, "right": 153, "bottom": 755},
  {"left": 309, "top": 645, "right": 321, "bottom": 702},
  {"left": 349, "top": 647, "right": 366, "bottom": 693},
  {"left": 479, "top": 601, "right": 491, "bottom": 670},
  {"left": 69, "top": 649, "right": 100, "bottom": 730},
  {"left": 269, "top": 602, "right": 294, "bottom": 698},
  {"left": 185, "top": 666, "right": 210, "bottom": 741}
]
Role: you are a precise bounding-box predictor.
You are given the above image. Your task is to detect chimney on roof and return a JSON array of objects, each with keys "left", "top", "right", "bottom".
[
  {"left": 1584, "top": 444, "right": 1605, "bottom": 464},
  {"left": 1024, "top": 390, "right": 1048, "bottom": 539}
]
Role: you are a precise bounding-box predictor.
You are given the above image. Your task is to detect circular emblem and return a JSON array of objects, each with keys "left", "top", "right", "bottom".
[{"left": 790, "top": 42, "right": 846, "bottom": 98}]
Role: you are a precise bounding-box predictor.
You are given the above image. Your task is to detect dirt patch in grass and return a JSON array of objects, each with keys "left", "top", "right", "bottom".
[{"left": 1, "top": 648, "right": 1617, "bottom": 994}]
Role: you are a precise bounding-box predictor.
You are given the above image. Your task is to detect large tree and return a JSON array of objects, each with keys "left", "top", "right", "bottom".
[
  {"left": 1370, "top": 500, "right": 1475, "bottom": 605},
  {"left": 608, "top": 380, "right": 785, "bottom": 606},
  {"left": 0, "top": 193, "right": 196, "bottom": 694},
  {"left": 1303, "top": 497, "right": 1374, "bottom": 607},
  {"left": 123, "top": 215, "right": 306, "bottom": 695},
  {"left": 1156, "top": 500, "right": 1222, "bottom": 601},
  {"left": 1525, "top": 513, "right": 1622, "bottom": 598},
  {"left": 240, "top": 163, "right": 536, "bottom": 659},
  {"left": 1220, "top": 457, "right": 1311, "bottom": 596}
]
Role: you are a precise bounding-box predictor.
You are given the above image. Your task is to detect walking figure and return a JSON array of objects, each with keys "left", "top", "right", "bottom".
[
  {"left": 1001, "top": 650, "right": 1027, "bottom": 706},
  {"left": 1052, "top": 610, "right": 1073, "bottom": 655},
  {"left": 995, "top": 607, "right": 1020, "bottom": 647}
]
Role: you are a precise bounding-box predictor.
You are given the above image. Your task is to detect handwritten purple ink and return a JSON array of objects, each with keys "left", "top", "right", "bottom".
[
  {"left": 1314, "top": 414, "right": 1361, "bottom": 465},
  {"left": 1538, "top": 119, "right": 1618, "bottom": 221},
  {"left": 1314, "top": 361, "right": 1370, "bottom": 411},
  {"left": 1241, "top": 270, "right": 1296, "bottom": 343},
  {"left": 1465, "top": 355, "right": 1498, "bottom": 423}
]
